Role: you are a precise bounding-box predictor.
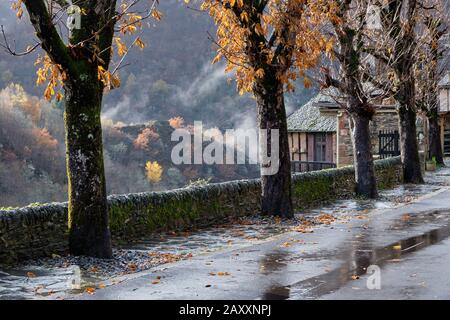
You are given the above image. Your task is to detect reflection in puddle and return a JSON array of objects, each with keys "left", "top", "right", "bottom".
[{"left": 265, "top": 217, "right": 450, "bottom": 300}]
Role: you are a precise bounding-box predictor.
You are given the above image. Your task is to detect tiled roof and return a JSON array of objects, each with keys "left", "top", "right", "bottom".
[{"left": 287, "top": 93, "right": 338, "bottom": 132}]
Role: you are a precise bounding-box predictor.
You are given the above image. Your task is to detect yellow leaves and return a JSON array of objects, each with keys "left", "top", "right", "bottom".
[
  {"left": 254, "top": 23, "right": 265, "bottom": 37},
  {"left": 135, "top": 37, "right": 146, "bottom": 50},
  {"left": 255, "top": 68, "right": 265, "bottom": 79},
  {"left": 114, "top": 37, "right": 128, "bottom": 57},
  {"left": 34, "top": 55, "right": 66, "bottom": 102},
  {"left": 151, "top": 9, "right": 163, "bottom": 21},
  {"left": 240, "top": 12, "right": 249, "bottom": 24},
  {"left": 393, "top": 244, "right": 402, "bottom": 250},
  {"left": 11, "top": 0, "right": 23, "bottom": 19},
  {"left": 98, "top": 66, "right": 121, "bottom": 90},
  {"left": 145, "top": 161, "right": 163, "bottom": 183}
]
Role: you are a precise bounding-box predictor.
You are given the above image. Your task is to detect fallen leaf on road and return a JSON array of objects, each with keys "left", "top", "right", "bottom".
[
  {"left": 26, "top": 272, "right": 36, "bottom": 278},
  {"left": 85, "top": 287, "right": 96, "bottom": 295},
  {"left": 291, "top": 226, "right": 313, "bottom": 233},
  {"left": 317, "top": 213, "right": 336, "bottom": 225},
  {"left": 209, "top": 272, "right": 217, "bottom": 276},
  {"left": 351, "top": 275, "right": 360, "bottom": 280},
  {"left": 401, "top": 214, "right": 411, "bottom": 221},
  {"left": 152, "top": 280, "right": 160, "bottom": 284},
  {"left": 217, "top": 272, "right": 231, "bottom": 276},
  {"left": 281, "top": 241, "right": 292, "bottom": 248}
]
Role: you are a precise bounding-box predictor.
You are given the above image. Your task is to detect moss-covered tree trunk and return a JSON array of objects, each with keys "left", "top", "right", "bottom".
[
  {"left": 254, "top": 74, "right": 294, "bottom": 218},
  {"left": 23, "top": 0, "right": 117, "bottom": 258},
  {"left": 65, "top": 73, "right": 112, "bottom": 258},
  {"left": 349, "top": 110, "right": 378, "bottom": 198}
]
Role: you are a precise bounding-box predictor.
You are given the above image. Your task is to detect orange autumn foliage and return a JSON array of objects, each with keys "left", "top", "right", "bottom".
[
  {"left": 169, "top": 116, "right": 185, "bottom": 129},
  {"left": 133, "top": 127, "right": 160, "bottom": 150},
  {"left": 194, "top": 0, "right": 337, "bottom": 94},
  {"left": 32, "top": 128, "right": 58, "bottom": 150}
]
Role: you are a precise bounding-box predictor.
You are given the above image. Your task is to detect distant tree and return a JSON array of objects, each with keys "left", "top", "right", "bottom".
[
  {"left": 197, "top": 0, "right": 334, "bottom": 217},
  {"left": 321, "top": 0, "right": 380, "bottom": 198},
  {"left": 415, "top": 1, "right": 449, "bottom": 165},
  {"left": 364, "top": 0, "right": 424, "bottom": 183},
  {"left": 146, "top": 160, "right": 163, "bottom": 183},
  {"left": 4, "top": 0, "right": 161, "bottom": 257}
]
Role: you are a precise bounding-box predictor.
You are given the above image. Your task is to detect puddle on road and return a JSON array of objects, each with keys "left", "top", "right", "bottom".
[{"left": 262, "top": 210, "right": 450, "bottom": 300}]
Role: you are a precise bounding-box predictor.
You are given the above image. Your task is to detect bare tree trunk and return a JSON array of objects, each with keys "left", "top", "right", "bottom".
[
  {"left": 398, "top": 105, "right": 424, "bottom": 183},
  {"left": 254, "top": 77, "right": 293, "bottom": 218},
  {"left": 65, "top": 75, "right": 112, "bottom": 258},
  {"left": 428, "top": 112, "right": 444, "bottom": 165},
  {"left": 349, "top": 112, "right": 378, "bottom": 198}
]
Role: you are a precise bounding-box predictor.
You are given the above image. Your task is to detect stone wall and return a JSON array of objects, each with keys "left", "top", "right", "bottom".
[{"left": 0, "top": 157, "right": 403, "bottom": 265}]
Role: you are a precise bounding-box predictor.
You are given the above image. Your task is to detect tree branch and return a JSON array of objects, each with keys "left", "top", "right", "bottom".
[{"left": 23, "top": 0, "right": 74, "bottom": 74}]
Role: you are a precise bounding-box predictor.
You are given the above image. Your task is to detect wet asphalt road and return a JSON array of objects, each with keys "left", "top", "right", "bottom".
[{"left": 72, "top": 186, "right": 450, "bottom": 300}]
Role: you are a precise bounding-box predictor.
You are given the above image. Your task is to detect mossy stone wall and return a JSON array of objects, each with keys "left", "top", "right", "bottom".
[{"left": 0, "top": 157, "right": 403, "bottom": 265}]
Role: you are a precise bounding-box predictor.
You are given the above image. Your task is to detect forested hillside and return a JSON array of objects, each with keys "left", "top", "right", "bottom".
[{"left": 0, "top": 0, "right": 316, "bottom": 207}]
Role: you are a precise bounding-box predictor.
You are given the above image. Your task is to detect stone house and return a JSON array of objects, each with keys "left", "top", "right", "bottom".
[{"left": 287, "top": 92, "right": 421, "bottom": 170}]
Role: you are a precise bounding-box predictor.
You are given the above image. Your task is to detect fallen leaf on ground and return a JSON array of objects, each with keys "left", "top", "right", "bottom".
[
  {"left": 281, "top": 241, "right": 292, "bottom": 248},
  {"left": 89, "top": 266, "right": 99, "bottom": 273},
  {"left": 317, "top": 213, "right": 336, "bottom": 225},
  {"left": 217, "top": 272, "right": 231, "bottom": 276},
  {"left": 85, "top": 287, "right": 96, "bottom": 295},
  {"left": 393, "top": 244, "right": 402, "bottom": 250},
  {"left": 128, "top": 263, "right": 137, "bottom": 272},
  {"left": 152, "top": 280, "right": 160, "bottom": 284},
  {"left": 26, "top": 272, "right": 36, "bottom": 278},
  {"left": 351, "top": 275, "right": 360, "bottom": 280},
  {"left": 291, "top": 226, "right": 313, "bottom": 233},
  {"left": 209, "top": 272, "right": 217, "bottom": 276},
  {"left": 401, "top": 214, "right": 411, "bottom": 221}
]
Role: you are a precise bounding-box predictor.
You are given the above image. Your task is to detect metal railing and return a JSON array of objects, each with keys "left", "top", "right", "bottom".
[{"left": 291, "top": 161, "right": 336, "bottom": 173}]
